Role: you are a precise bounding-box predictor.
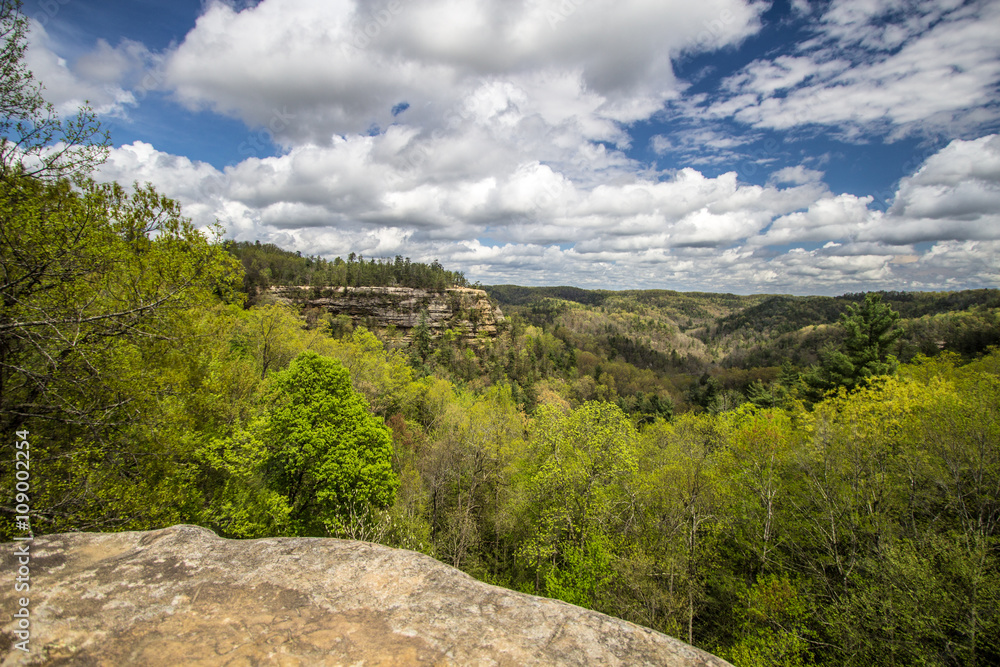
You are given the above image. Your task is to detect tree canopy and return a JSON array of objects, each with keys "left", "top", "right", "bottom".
[
  {"left": 257, "top": 350, "right": 397, "bottom": 536},
  {"left": 807, "top": 292, "right": 902, "bottom": 396}
]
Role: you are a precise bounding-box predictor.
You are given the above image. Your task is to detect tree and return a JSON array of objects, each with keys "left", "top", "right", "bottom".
[
  {"left": 257, "top": 350, "right": 397, "bottom": 536},
  {"left": 410, "top": 309, "right": 432, "bottom": 365},
  {"left": 840, "top": 293, "right": 902, "bottom": 378},
  {"left": 0, "top": 177, "right": 241, "bottom": 537},
  {"left": 807, "top": 293, "right": 901, "bottom": 396},
  {"left": 415, "top": 384, "right": 525, "bottom": 572},
  {"left": 514, "top": 402, "right": 638, "bottom": 610},
  {"left": 0, "top": 177, "right": 240, "bottom": 435},
  {"left": 0, "top": 0, "right": 108, "bottom": 179}
]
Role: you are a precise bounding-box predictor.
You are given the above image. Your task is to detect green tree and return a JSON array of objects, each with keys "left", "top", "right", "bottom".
[
  {"left": 807, "top": 293, "right": 902, "bottom": 396},
  {"left": 0, "top": 177, "right": 239, "bottom": 435},
  {"left": 0, "top": 0, "right": 108, "bottom": 179},
  {"left": 257, "top": 350, "right": 397, "bottom": 536},
  {"left": 514, "top": 402, "right": 638, "bottom": 610},
  {"left": 724, "top": 575, "right": 814, "bottom": 667},
  {"left": 415, "top": 383, "right": 526, "bottom": 573}
]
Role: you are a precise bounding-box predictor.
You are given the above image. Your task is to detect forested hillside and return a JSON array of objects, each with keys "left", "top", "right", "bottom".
[
  {"left": 2, "top": 3, "right": 999, "bottom": 663},
  {"left": 486, "top": 284, "right": 1000, "bottom": 414},
  {"left": 226, "top": 240, "right": 469, "bottom": 303}
]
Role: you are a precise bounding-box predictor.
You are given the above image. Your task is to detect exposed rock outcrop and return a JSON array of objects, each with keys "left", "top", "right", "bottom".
[
  {"left": 1, "top": 525, "right": 732, "bottom": 666},
  {"left": 268, "top": 285, "right": 504, "bottom": 343}
]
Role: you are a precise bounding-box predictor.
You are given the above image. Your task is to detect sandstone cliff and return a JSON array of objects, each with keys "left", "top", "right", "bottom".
[
  {"left": 1, "top": 525, "right": 732, "bottom": 666},
  {"left": 268, "top": 285, "right": 504, "bottom": 343}
]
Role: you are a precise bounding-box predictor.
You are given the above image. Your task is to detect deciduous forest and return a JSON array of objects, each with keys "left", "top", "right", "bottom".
[{"left": 1, "top": 2, "right": 998, "bottom": 664}]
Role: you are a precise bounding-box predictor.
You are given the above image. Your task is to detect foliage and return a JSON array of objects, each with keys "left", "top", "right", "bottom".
[
  {"left": 3, "top": 29, "right": 999, "bottom": 664},
  {"left": 0, "top": 0, "right": 108, "bottom": 179},
  {"left": 226, "top": 240, "right": 468, "bottom": 300},
  {"left": 0, "top": 175, "right": 241, "bottom": 433},
  {"left": 805, "top": 293, "right": 902, "bottom": 398},
  {"left": 254, "top": 350, "right": 397, "bottom": 536}
]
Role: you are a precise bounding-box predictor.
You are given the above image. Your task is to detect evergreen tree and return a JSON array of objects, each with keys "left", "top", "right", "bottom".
[
  {"left": 807, "top": 293, "right": 902, "bottom": 396},
  {"left": 410, "top": 310, "right": 432, "bottom": 365}
]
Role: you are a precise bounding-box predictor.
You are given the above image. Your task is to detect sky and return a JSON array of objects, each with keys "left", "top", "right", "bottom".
[{"left": 20, "top": 0, "right": 1000, "bottom": 294}]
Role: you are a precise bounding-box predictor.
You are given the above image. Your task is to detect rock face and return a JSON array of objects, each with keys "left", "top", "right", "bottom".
[
  {"left": 1, "top": 525, "right": 732, "bottom": 666},
  {"left": 268, "top": 285, "right": 504, "bottom": 343}
]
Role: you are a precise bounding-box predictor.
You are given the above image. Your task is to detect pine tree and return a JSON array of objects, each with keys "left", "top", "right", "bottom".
[{"left": 806, "top": 293, "right": 902, "bottom": 396}]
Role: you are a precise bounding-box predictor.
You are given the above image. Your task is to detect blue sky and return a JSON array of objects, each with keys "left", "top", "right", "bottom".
[{"left": 22, "top": 0, "right": 1000, "bottom": 294}]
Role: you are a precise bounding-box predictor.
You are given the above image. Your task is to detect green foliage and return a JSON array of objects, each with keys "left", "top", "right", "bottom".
[
  {"left": 514, "top": 402, "right": 638, "bottom": 609},
  {"left": 255, "top": 350, "right": 398, "bottom": 537},
  {"left": 0, "top": 166, "right": 241, "bottom": 535},
  {"left": 195, "top": 429, "right": 292, "bottom": 539},
  {"left": 0, "top": 175, "right": 241, "bottom": 430},
  {"left": 226, "top": 241, "right": 468, "bottom": 300},
  {"left": 723, "top": 575, "right": 814, "bottom": 667},
  {"left": 806, "top": 293, "right": 902, "bottom": 397},
  {"left": 543, "top": 532, "right": 616, "bottom": 608},
  {"left": 2, "top": 32, "right": 996, "bottom": 662},
  {"left": 831, "top": 533, "right": 1000, "bottom": 666}
]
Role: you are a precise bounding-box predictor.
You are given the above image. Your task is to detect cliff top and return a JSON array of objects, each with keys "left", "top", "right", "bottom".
[{"left": 1, "top": 525, "right": 731, "bottom": 666}]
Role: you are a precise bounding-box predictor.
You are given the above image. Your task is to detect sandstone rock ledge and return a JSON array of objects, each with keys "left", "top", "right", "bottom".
[
  {"left": 1, "top": 525, "right": 732, "bottom": 666},
  {"left": 267, "top": 286, "right": 504, "bottom": 343}
]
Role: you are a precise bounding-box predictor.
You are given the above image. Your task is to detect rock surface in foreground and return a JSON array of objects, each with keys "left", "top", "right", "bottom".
[{"left": 0, "top": 525, "right": 732, "bottom": 666}]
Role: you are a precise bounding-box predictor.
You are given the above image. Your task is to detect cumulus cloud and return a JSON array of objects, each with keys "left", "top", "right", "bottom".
[
  {"left": 161, "top": 0, "right": 763, "bottom": 144},
  {"left": 858, "top": 134, "right": 1000, "bottom": 244},
  {"left": 80, "top": 135, "right": 960, "bottom": 293},
  {"left": 52, "top": 0, "right": 997, "bottom": 294},
  {"left": 768, "top": 165, "right": 825, "bottom": 186},
  {"left": 91, "top": 127, "right": 1000, "bottom": 294},
  {"left": 23, "top": 19, "right": 148, "bottom": 118}
]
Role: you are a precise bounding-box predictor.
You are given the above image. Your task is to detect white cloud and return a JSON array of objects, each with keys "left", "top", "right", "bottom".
[
  {"left": 93, "top": 130, "right": 1000, "bottom": 294},
  {"left": 23, "top": 20, "right": 147, "bottom": 118},
  {"left": 706, "top": 0, "right": 1000, "bottom": 137},
  {"left": 768, "top": 165, "right": 825, "bottom": 186},
  {"left": 872, "top": 134, "right": 1000, "bottom": 243},
  {"left": 61, "top": 0, "right": 998, "bottom": 294},
  {"left": 161, "top": 0, "right": 763, "bottom": 144},
  {"left": 753, "top": 193, "right": 877, "bottom": 247}
]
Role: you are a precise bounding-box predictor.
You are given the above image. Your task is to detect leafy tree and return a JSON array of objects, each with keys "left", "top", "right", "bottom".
[
  {"left": 514, "top": 402, "right": 639, "bottom": 608},
  {"left": 256, "top": 350, "right": 397, "bottom": 536},
  {"left": 723, "top": 575, "right": 814, "bottom": 667},
  {"left": 415, "top": 384, "right": 525, "bottom": 573},
  {"left": 0, "top": 177, "right": 240, "bottom": 435},
  {"left": 0, "top": 0, "right": 108, "bottom": 179},
  {"left": 807, "top": 293, "right": 902, "bottom": 396},
  {"left": 639, "top": 413, "right": 726, "bottom": 645}
]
